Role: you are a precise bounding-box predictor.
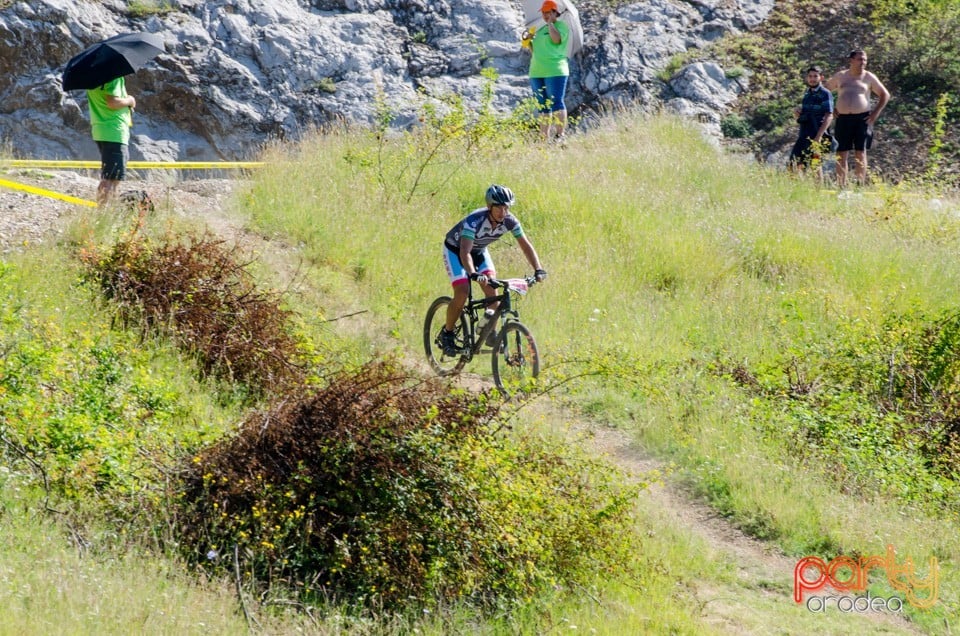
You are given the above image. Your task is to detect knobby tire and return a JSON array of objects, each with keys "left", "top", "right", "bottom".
[
  {"left": 492, "top": 321, "right": 539, "bottom": 397},
  {"left": 423, "top": 296, "right": 468, "bottom": 376}
]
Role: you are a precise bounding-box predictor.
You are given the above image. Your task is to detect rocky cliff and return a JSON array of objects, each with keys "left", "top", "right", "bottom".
[{"left": 0, "top": 0, "right": 774, "bottom": 162}]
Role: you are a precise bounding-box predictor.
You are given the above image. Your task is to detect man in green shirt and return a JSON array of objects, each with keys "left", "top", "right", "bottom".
[
  {"left": 86, "top": 77, "right": 136, "bottom": 206},
  {"left": 528, "top": 0, "right": 570, "bottom": 142}
]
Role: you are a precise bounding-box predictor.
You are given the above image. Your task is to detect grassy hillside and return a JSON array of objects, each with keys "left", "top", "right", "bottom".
[
  {"left": 2, "top": 110, "right": 959, "bottom": 632},
  {"left": 239, "top": 111, "right": 960, "bottom": 630}
]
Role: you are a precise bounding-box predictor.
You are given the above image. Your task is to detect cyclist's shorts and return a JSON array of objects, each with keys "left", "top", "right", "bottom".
[{"left": 443, "top": 246, "right": 495, "bottom": 287}]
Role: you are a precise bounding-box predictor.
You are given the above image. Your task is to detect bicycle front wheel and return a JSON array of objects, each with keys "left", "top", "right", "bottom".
[
  {"left": 492, "top": 321, "right": 539, "bottom": 396},
  {"left": 424, "top": 296, "right": 468, "bottom": 376}
]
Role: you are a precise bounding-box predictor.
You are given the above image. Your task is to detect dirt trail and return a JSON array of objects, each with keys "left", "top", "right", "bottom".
[
  {"left": 1, "top": 172, "right": 929, "bottom": 635},
  {"left": 450, "top": 368, "right": 925, "bottom": 634},
  {"left": 596, "top": 424, "right": 928, "bottom": 634}
]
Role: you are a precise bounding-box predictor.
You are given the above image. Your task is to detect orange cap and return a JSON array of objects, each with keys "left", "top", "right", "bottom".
[{"left": 540, "top": 0, "right": 559, "bottom": 12}]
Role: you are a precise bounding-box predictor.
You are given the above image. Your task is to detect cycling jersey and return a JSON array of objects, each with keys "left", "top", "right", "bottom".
[{"left": 444, "top": 208, "right": 524, "bottom": 253}]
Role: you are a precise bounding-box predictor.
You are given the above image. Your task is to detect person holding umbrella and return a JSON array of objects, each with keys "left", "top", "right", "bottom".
[
  {"left": 527, "top": 0, "right": 570, "bottom": 143},
  {"left": 62, "top": 32, "right": 164, "bottom": 206},
  {"left": 87, "top": 78, "right": 136, "bottom": 206}
]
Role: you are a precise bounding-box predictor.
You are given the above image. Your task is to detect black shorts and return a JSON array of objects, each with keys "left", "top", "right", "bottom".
[
  {"left": 97, "top": 141, "right": 128, "bottom": 180},
  {"left": 789, "top": 131, "right": 836, "bottom": 167},
  {"left": 834, "top": 112, "right": 872, "bottom": 152}
]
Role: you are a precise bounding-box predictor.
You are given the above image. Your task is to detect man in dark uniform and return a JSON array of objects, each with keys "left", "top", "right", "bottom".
[{"left": 788, "top": 66, "right": 834, "bottom": 180}]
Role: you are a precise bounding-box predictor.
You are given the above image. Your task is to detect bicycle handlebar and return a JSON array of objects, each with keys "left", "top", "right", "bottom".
[{"left": 485, "top": 275, "right": 538, "bottom": 290}]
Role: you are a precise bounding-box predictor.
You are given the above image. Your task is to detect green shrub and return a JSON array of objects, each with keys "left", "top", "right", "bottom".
[
  {"left": 731, "top": 308, "right": 960, "bottom": 514},
  {"left": 748, "top": 98, "right": 793, "bottom": 131},
  {"left": 925, "top": 92, "right": 951, "bottom": 183},
  {"left": 0, "top": 262, "right": 210, "bottom": 502},
  {"left": 126, "top": 0, "right": 174, "bottom": 18},
  {"left": 344, "top": 67, "right": 532, "bottom": 203},
  {"left": 725, "top": 66, "right": 748, "bottom": 80},
  {"left": 720, "top": 113, "right": 752, "bottom": 139},
  {"left": 873, "top": 0, "right": 960, "bottom": 94},
  {"left": 172, "top": 360, "right": 641, "bottom": 611},
  {"left": 314, "top": 77, "right": 336, "bottom": 94}
]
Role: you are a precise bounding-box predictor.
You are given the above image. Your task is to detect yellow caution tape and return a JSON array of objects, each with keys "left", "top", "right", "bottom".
[
  {"left": 0, "top": 177, "right": 97, "bottom": 207},
  {"left": 0, "top": 160, "right": 264, "bottom": 169},
  {"left": 0, "top": 159, "right": 263, "bottom": 207}
]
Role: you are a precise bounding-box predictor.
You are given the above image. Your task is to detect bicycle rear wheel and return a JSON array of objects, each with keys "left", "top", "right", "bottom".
[
  {"left": 492, "top": 321, "right": 539, "bottom": 396},
  {"left": 424, "top": 296, "right": 468, "bottom": 376}
]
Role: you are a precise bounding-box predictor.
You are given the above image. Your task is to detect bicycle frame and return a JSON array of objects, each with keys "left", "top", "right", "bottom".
[
  {"left": 423, "top": 275, "right": 539, "bottom": 391},
  {"left": 460, "top": 277, "right": 530, "bottom": 360}
]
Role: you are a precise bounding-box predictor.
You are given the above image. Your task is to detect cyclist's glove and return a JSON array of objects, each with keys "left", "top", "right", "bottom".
[
  {"left": 535, "top": 268, "right": 548, "bottom": 282},
  {"left": 470, "top": 272, "right": 488, "bottom": 284}
]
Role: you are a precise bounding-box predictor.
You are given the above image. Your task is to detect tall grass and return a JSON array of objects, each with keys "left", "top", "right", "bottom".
[
  {"left": 248, "top": 114, "right": 960, "bottom": 361},
  {"left": 0, "top": 250, "right": 273, "bottom": 634},
  {"left": 0, "top": 499, "right": 252, "bottom": 635}
]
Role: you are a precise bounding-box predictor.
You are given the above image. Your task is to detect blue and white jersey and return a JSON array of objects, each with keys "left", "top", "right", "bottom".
[{"left": 444, "top": 208, "right": 524, "bottom": 252}]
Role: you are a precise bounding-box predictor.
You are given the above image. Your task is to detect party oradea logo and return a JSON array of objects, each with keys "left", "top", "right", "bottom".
[{"left": 794, "top": 544, "right": 938, "bottom": 613}]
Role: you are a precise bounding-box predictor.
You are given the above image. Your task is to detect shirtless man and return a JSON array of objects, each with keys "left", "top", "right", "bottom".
[{"left": 824, "top": 50, "right": 890, "bottom": 187}]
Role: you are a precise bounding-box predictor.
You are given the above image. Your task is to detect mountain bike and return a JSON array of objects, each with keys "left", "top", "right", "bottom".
[{"left": 423, "top": 275, "right": 540, "bottom": 396}]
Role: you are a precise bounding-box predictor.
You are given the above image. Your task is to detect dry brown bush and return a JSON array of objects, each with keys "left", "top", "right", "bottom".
[
  {"left": 170, "top": 360, "right": 640, "bottom": 611},
  {"left": 173, "top": 360, "right": 504, "bottom": 606},
  {"left": 80, "top": 225, "right": 305, "bottom": 395}
]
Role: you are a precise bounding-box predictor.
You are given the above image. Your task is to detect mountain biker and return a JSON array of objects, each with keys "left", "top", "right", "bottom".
[{"left": 440, "top": 184, "right": 547, "bottom": 355}]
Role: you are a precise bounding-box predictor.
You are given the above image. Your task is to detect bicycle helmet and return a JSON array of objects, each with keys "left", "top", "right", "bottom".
[{"left": 485, "top": 184, "right": 515, "bottom": 208}]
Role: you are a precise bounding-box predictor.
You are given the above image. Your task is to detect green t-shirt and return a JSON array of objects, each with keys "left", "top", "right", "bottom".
[
  {"left": 529, "top": 20, "right": 570, "bottom": 78},
  {"left": 87, "top": 77, "right": 131, "bottom": 145}
]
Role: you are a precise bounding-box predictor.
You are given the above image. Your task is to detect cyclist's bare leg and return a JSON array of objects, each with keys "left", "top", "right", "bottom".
[
  {"left": 444, "top": 282, "right": 499, "bottom": 331},
  {"left": 480, "top": 281, "right": 499, "bottom": 314},
  {"left": 445, "top": 284, "right": 469, "bottom": 332}
]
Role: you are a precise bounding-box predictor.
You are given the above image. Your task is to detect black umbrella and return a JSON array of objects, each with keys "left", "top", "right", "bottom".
[{"left": 62, "top": 32, "right": 165, "bottom": 92}]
